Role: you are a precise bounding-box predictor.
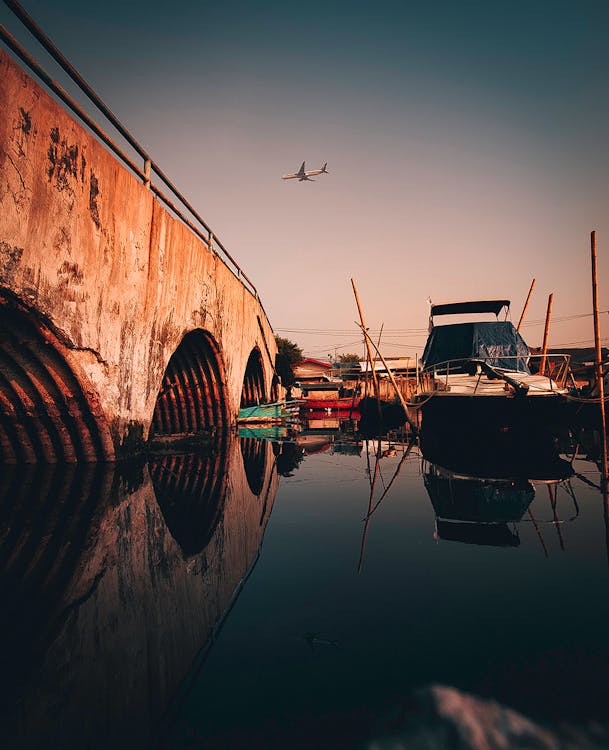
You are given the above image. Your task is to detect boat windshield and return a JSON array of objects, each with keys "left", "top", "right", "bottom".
[{"left": 421, "top": 321, "right": 530, "bottom": 373}]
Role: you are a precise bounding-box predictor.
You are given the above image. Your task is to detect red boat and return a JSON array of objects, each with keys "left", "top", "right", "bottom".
[{"left": 300, "top": 397, "right": 360, "bottom": 411}]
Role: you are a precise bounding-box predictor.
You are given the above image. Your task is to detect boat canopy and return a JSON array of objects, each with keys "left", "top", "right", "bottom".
[
  {"left": 430, "top": 300, "right": 510, "bottom": 318},
  {"left": 421, "top": 321, "right": 530, "bottom": 372}
]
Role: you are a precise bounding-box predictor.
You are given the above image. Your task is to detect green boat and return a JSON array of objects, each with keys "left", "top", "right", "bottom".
[
  {"left": 238, "top": 425, "right": 291, "bottom": 440},
  {"left": 237, "top": 400, "right": 301, "bottom": 424}
]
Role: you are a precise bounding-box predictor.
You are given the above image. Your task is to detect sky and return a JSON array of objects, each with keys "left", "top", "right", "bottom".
[{"left": 1, "top": 0, "right": 608, "bottom": 359}]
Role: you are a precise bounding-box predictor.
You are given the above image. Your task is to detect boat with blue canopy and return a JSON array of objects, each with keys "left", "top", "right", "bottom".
[{"left": 413, "top": 299, "right": 574, "bottom": 435}]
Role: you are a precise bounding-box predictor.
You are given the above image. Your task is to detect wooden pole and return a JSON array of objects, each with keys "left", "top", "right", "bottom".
[
  {"left": 517, "top": 278, "right": 536, "bottom": 332},
  {"left": 351, "top": 278, "right": 380, "bottom": 406},
  {"left": 358, "top": 323, "right": 419, "bottom": 433},
  {"left": 539, "top": 292, "right": 553, "bottom": 376},
  {"left": 591, "top": 230, "right": 608, "bottom": 487}
]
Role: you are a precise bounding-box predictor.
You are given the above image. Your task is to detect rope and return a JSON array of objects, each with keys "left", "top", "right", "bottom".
[{"left": 563, "top": 392, "right": 609, "bottom": 404}]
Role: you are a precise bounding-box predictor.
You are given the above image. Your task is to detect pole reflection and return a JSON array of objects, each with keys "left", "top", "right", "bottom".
[{"left": 0, "top": 433, "right": 279, "bottom": 750}]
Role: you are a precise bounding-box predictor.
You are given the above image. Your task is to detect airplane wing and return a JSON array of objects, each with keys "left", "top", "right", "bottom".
[{"left": 297, "top": 161, "right": 306, "bottom": 177}]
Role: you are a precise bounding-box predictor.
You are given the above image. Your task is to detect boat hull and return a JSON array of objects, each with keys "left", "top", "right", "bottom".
[
  {"left": 301, "top": 398, "right": 359, "bottom": 411},
  {"left": 419, "top": 395, "right": 575, "bottom": 480},
  {"left": 419, "top": 392, "right": 575, "bottom": 434},
  {"left": 237, "top": 400, "right": 301, "bottom": 424}
]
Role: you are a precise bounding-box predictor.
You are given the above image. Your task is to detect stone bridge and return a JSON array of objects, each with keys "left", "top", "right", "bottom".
[{"left": 0, "top": 48, "right": 279, "bottom": 463}]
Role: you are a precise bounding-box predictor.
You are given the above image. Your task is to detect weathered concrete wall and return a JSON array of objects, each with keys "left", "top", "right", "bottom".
[{"left": 0, "top": 49, "right": 277, "bottom": 455}]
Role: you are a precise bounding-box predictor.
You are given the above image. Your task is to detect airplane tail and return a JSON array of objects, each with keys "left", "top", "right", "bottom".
[{"left": 321, "top": 162, "right": 328, "bottom": 173}]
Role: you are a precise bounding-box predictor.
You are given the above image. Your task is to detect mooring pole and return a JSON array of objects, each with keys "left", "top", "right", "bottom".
[
  {"left": 590, "top": 230, "right": 608, "bottom": 488},
  {"left": 517, "top": 278, "right": 536, "bottom": 332},
  {"left": 351, "top": 278, "right": 380, "bottom": 408},
  {"left": 539, "top": 293, "right": 554, "bottom": 376},
  {"left": 357, "top": 324, "right": 419, "bottom": 433}
]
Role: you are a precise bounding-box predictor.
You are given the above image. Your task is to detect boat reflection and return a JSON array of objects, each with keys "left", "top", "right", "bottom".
[
  {"left": 420, "top": 424, "right": 582, "bottom": 550},
  {"left": 1, "top": 433, "right": 278, "bottom": 750},
  {"left": 423, "top": 460, "right": 580, "bottom": 551},
  {"left": 424, "top": 463, "right": 535, "bottom": 546},
  {"left": 420, "top": 425, "right": 574, "bottom": 481}
]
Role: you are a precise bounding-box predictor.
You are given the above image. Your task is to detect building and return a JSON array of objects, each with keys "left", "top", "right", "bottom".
[{"left": 293, "top": 358, "right": 333, "bottom": 384}]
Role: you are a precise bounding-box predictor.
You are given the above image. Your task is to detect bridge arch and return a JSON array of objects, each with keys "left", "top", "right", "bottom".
[
  {"left": 0, "top": 296, "right": 115, "bottom": 463},
  {"left": 241, "top": 347, "right": 267, "bottom": 407},
  {"left": 151, "top": 329, "right": 229, "bottom": 437}
]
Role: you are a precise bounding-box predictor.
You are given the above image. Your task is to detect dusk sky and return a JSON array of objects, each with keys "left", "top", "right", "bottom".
[{"left": 1, "top": 0, "right": 607, "bottom": 358}]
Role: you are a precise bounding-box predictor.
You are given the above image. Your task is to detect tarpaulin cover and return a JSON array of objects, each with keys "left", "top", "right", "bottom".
[{"left": 421, "top": 321, "right": 530, "bottom": 372}]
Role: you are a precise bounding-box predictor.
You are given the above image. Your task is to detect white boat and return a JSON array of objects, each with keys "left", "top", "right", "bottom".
[{"left": 413, "top": 300, "right": 574, "bottom": 436}]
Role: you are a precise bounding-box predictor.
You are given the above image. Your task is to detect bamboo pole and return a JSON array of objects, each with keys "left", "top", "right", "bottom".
[
  {"left": 517, "top": 278, "right": 536, "bottom": 332},
  {"left": 351, "top": 278, "right": 381, "bottom": 409},
  {"left": 357, "top": 323, "right": 419, "bottom": 433},
  {"left": 590, "top": 230, "right": 608, "bottom": 487},
  {"left": 539, "top": 292, "right": 553, "bottom": 376}
]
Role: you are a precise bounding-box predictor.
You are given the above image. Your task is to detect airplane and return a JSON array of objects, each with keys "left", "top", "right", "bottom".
[{"left": 281, "top": 161, "right": 328, "bottom": 181}]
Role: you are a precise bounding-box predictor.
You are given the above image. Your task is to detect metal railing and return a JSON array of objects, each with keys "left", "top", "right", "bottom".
[
  {"left": 0, "top": 0, "right": 268, "bottom": 314},
  {"left": 422, "top": 353, "right": 573, "bottom": 394}
]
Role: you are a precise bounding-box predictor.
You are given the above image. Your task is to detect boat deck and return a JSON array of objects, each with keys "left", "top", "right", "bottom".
[{"left": 424, "top": 371, "right": 566, "bottom": 397}]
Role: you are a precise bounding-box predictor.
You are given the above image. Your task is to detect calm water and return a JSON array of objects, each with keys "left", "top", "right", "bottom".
[{"left": 1, "top": 425, "right": 608, "bottom": 749}]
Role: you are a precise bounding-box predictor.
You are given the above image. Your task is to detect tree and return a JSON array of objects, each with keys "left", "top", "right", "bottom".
[
  {"left": 337, "top": 353, "right": 361, "bottom": 365},
  {"left": 335, "top": 352, "right": 361, "bottom": 380},
  {"left": 275, "top": 336, "right": 303, "bottom": 389}
]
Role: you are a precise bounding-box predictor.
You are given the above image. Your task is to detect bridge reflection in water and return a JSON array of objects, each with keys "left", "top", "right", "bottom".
[{"left": 0, "top": 434, "right": 278, "bottom": 750}]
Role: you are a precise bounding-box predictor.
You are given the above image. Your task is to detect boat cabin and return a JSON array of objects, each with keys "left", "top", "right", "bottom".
[{"left": 422, "top": 299, "right": 530, "bottom": 374}]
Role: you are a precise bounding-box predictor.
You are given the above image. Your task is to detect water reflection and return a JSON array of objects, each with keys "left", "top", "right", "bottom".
[
  {"left": 0, "top": 464, "right": 116, "bottom": 718},
  {"left": 358, "top": 436, "right": 418, "bottom": 573},
  {"left": 239, "top": 436, "right": 268, "bottom": 495},
  {"left": 419, "top": 426, "right": 584, "bottom": 554},
  {"left": 424, "top": 463, "right": 535, "bottom": 547},
  {"left": 273, "top": 440, "right": 305, "bottom": 477},
  {"left": 1, "top": 434, "right": 278, "bottom": 750},
  {"left": 150, "top": 435, "right": 229, "bottom": 556},
  {"left": 420, "top": 424, "right": 574, "bottom": 480},
  {"left": 2, "top": 421, "right": 608, "bottom": 749}
]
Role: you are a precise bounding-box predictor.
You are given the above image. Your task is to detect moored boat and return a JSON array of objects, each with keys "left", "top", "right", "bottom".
[
  {"left": 301, "top": 397, "right": 359, "bottom": 411},
  {"left": 237, "top": 400, "right": 301, "bottom": 424},
  {"left": 413, "top": 300, "right": 574, "bottom": 437}
]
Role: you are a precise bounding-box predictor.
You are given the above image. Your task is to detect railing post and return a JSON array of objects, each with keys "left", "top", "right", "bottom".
[
  {"left": 143, "top": 158, "right": 151, "bottom": 188},
  {"left": 208, "top": 231, "right": 214, "bottom": 254},
  {"left": 540, "top": 292, "right": 554, "bottom": 376}
]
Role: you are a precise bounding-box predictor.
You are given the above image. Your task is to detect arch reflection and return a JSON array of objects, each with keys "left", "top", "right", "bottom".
[
  {"left": 0, "top": 462, "right": 118, "bottom": 739},
  {"left": 149, "top": 435, "right": 230, "bottom": 557},
  {"left": 1, "top": 434, "right": 278, "bottom": 750},
  {"left": 240, "top": 436, "right": 268, "bottom": 495}
]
